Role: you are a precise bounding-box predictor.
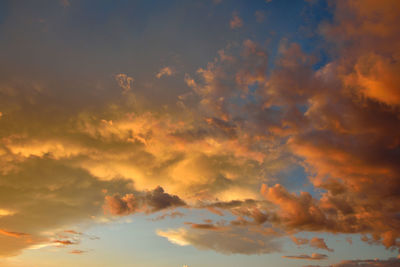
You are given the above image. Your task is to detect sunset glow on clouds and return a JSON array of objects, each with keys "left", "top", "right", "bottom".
[{"left": 0, "top": 0, "right": 399, "bottom": 266}]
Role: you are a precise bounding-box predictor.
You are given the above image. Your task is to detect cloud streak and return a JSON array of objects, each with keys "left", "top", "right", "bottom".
[{"left": 283, "top": 253, "right": 328, "bottom": 260}]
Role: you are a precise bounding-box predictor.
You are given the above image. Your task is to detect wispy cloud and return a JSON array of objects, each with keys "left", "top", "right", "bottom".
[
  {"left": 283, "top": 253, "right": 328, "bottom": 260},
  {"left": 115, "top": 73, "right": 134, "bottom": 94},
  {"left": 230, "top": 12, "right": 243, "bottom": 29},
  {"left": 156, "top": 67, "right": 175, "bottom": 79}
]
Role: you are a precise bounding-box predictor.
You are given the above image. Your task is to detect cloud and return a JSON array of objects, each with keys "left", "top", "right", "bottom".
[
  {"left": 0, "top": 0, "right": 399, "bottom": 260},
  {"left": 330, "top": 258, "right": 400, "bottom": 267},
  {"left": 52, "top": 239, "right": 79, "bottom": 246},
  {"left": 69, "top": 250, "right": 87, "bottom": 255},
  {"left": 157, "top": 225, "right": 281, "bottom": 255},
  {"left": 290, "top": 236, "right": 333, "bottom": 252},
  {"left": 156, "top": 67, "right": 175, "bottom": 79},
  {"left": 145, "top": 186, "right": 186, "bottom": 212},
  {"left": 104, "top": 194, "right": 137, "bottom": 215},
  {"left": 151, "top": 211, "right": 184, "bottom": 221},
  {"left": 0, "top": 230, "right": 30, "bottom": 239},
  {"left": 104, "top": 186, "right": 186, "bottom": 215},
  {"left": 115, "top": 73, "right": 134, "bottom": 94},
  {"left": 283, "top": 253, "right": 328, "bottom": 260},
  {"left": 291, "top": 236, "right": 309, "bottom": 246},
  {"left": 309, "top": 237, "right": 334, "bottom": 252},
  {"left": 261, "top": 184, "right": 328, "bottom": 231},
  {"left": 230, "top": 13, "right": 243, "bottom": 29},
  {"left": 0, "top": 156, "right": 132, "bottom": 257},
  {"left": 185, "top": 222, "right": 224, "bottom": 231},
  {"left": 323, "top": 0, "right": 400, "bottom": 107},
  {"left": 303, "top": 257, "right": 400, "bottom": 267},
  {"left": 64, "top": 230, "right": 83, "bottom": 235}
]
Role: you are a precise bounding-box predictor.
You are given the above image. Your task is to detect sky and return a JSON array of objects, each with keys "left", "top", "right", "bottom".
[{"left": 0, "top": 0, "right": 400, "bottom": 266}]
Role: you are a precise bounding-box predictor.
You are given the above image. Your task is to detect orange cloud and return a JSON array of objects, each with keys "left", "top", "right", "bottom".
[
  {"left": 53, "top": 239, "right": 78, "bottom": 246},
  {"left": 261, "top": 184, "right": 328, "bottom": 231},
  {"left": 309, "top": 237, "right": 334, "bottom": 252},
  {"left": 156, "top": 67, "right": 175, "bottom": 79},
  {"left": 0, "top": 229, "right": 30, "bottom": 239},
  {"left": 330, "top": 257, "right": 400, "bottom": 267},
  {"left": 322, "top": 0, "right": 400, "bottom": 107},
  {"left": 283, "top": 253, "right": 328, "bottom": 260},
  {"left": 105, "top": 194, "right": 137, "bottom": 216},
  {"left": 115, "top": 73, "right": 134, "bottom": 94},
  {"left": 151, "top": 211, "right": 184, "bottom": 221},
  {"left": 291, "top": 236, "right": 309, "bottom": 246},
  {"left": 185, "top": 222, "right": 223, "bottom": 231},
  {"left": 69, "top": 250, "right": 87, "bottom": 255},
  {"left": 230, "top": 13, "right": 243, "bottom": 29}
]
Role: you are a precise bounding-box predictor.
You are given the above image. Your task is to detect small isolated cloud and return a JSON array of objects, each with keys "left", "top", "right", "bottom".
[
  {"left": 283, "top": 253, "right": 328, "bottom": 260},
  {"left": 64, "top": 230, "right": 83, "bottom": 236},
  {"left": 291, "top": 236, "right": 309, "bottom": 246},
  {"left": 157, "top": 228, "right": 189, "bottom": 246},
  {"left": 230, "top": 13, "right": 243, "bottom": 29},
  {"left": 309, "top": 237, "right": 333, "bottom": 252},
  {"left": 290, "top": 236, "right": 333, "bottom": 252},
  {"left": 185, "top": 222, "right": 223, "bottom": 231},
  {"left": 152, "top": 211, "right": 184, "bottom": 221},
  {"left": 52, "top": 239, "right": 79, "bottom": 246},
  {"left": 115, "top": 73, "right": 134, "bottom": 94},
  {"left": 156, "top": 66, "right": 175, "bottom": 79},
  {"left": 69, "top": 250, "right": 87, "bottom": 255}
]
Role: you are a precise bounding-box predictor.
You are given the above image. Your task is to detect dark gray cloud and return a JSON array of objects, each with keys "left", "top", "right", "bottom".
[{"left": 104, "top": 186, "right": 186, "bottom": 215}]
